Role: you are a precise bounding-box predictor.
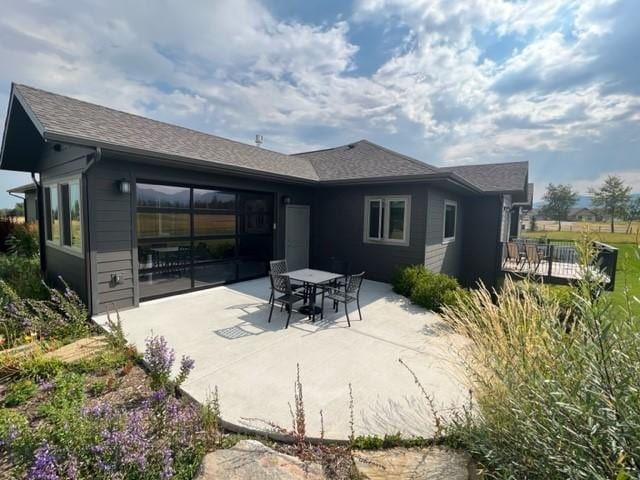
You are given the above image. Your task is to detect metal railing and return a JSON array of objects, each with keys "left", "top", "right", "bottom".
[{"left": 500, "top": 238, "right": 618, "bottom": 290}]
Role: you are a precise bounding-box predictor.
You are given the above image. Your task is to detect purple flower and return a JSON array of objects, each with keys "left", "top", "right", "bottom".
[
  {"left": 144, "top": 335, "right": 175, "bottom": 389},
  {"left": 27, "top": 442, "right": 59, "bottom": 480},
  {"left": 38, "top": 379, "right": 55, "bottom": 392},
  {"left": 81, "top": 401, "right": 113, "bottom": 418},
  {"left": 65, "top": 455, "right": 79, "bottom": 480},
  {"left": 160, "top": 446, "right": 174, "bottom": 480}
]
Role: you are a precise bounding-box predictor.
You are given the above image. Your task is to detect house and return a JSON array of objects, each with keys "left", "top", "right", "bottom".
[
  {"left": 7, "top": 182, "right": 38, "bottom": 223},
  {"left": 0, "top": 83, "right": 530, "bottom": 314},
  {"left": 567, "top": 207, "right": 598, "bottom": 222}
]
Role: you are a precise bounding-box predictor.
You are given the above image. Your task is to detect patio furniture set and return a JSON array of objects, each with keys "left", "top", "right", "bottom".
[
  {"left": 503, "top": 240, "right": 550, "bottom": 273},
  {"left": 268, "top": 259, "right": 364, "bottom": 328}
]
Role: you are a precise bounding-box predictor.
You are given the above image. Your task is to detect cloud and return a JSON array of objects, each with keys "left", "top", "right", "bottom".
[{"left": 0, "top": 0, "right": 639, "bottom": 209}]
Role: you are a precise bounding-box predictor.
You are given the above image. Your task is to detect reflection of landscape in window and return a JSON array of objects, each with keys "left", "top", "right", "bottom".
[
  {"left": 444, "top": 204, "right": 456, "bottom": 239},
  {"left": 388, "top": 200, "right": 405, "bottom": 240},
  {"left": 194, "top": 189, "right": 235, "bottom": 210},
  {"left": 194, "top": 214, "right": 236, "bottom": 236},
  {"left": 136, "top": 182, "right": 273, "bottom": 298},
  {"left": 136, "top": 183, "right": 190, "bottom": 208},
  {"left": 368, "top": 200, "right": 381, "bottom": 238},
  {"left": 137, "top": 213, "right": 190, "bottom": 238},
  {"left": 69, "top": 183, "right": 81, "bottom": 248},
  {"left": 194, "top": 239, "right": 236, "bottom": 262},
  {"left": 46, "top": 187, "right": 60, "bottom": 242}
]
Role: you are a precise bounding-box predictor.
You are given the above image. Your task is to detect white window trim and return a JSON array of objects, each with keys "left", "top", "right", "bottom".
[
  {"left": 363, "top": 195, "right": 411, "bottom": 246},
  {"left": 442, "top": 199, "right": 457, "bottom": 244},
  {"left": 43, "top": 175, "right": 83, "bottom": 258}
]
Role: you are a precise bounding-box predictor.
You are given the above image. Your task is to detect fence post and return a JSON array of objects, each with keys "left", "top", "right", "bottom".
[{"left": 547, "top": 245, "right": 554, "bottom": 277}]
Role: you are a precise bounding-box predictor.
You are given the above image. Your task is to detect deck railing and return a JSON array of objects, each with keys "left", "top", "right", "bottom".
[{"left": 500, "top": 238, "right": 618, "bottom": 290}]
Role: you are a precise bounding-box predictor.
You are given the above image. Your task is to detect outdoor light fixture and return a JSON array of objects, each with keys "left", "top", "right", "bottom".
[
  {"left": 118, "top": 179, "right": 131, "bottom": 194},
  {"left": 282, "top": 195, "right": 292, "bottom": 205}
]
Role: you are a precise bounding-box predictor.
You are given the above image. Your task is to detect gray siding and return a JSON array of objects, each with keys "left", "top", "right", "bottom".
[
  {"left": 24, "top": 191, "right": 37, "bottom": 223},
  {"left": 87, "top": 156, "right": 316, "bottom": 313},
  {"left": 39, "top": 144, "right": 95, "bottom": 306},
  {"left": 460, "top": 195, "right": 502, "bottom": 288},
  {"left": 424, "top": 189, "right": 464, "bottom": 277},
  {"left": 313, "top": 183, "right": 428, "bottom": 282}
]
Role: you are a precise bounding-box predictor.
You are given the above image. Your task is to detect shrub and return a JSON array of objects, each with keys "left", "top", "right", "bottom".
[
  {"left": 3, "top": 378, "right": 38, "bottom": 407},
  {"left": 144, "top": 335, "right": 194, "bottom": 392},
  {"left": 5, "top": 223, "right": 39, "bottom": 257},
  {"left": 442, "top": 276, "right": 640, "bottom": 479},
  {"left": 391, "top": 264, "right": 428, "bottom": 297},
  {"left": 410, "top": 271, "right": 462, "bottom": 312},
  {"left": 0, "top": 375, "right": 210, "bottom": 479},
  {"left": 0, "top": 254, "right": 47, "bottom": 300},
  {"left": 0, "top": 278, "right": 90, "bottom": 349}
]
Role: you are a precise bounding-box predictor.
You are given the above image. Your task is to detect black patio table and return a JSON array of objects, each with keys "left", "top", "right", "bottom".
[{"left": 283, "top": 268, "right": 345, "bottom": 318}]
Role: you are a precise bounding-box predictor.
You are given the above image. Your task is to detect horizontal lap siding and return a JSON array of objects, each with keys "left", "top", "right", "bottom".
[
  {"left": 424, "top": 189, "right": 464, "bottom": 278},
  {"left": 313, "top": 184, "right": 427, "bottom": 282},
  {"left": 88, "top": 156, "right": 316, "bottom": 313},
  {"left": 88, "top": 161, "right": 136, "bottom": 314},
  {"left": 40, "top": 146, "right": 94, "bottom": 305},
  {"left": 45, "top": 247, "right": 86, "bottom": 300}
]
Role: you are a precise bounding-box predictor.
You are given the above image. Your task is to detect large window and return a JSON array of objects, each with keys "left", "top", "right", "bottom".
[
  {"left": 44, "top": 178, "right": 82, "bottom": 253},
  {"left": 136, "top": 182, "right": 274, "bottom": 299},
  {"left": 364, "top": 196, "right": 410, "bottom": 245},
  {"left": 443, "top": 200, "right": 457, "bottom": 243}
]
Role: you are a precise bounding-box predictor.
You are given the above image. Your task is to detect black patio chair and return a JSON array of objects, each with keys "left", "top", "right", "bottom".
[
  {"left": 268, "top": 273, "right": 305, "bottom": 329},
  {"left": 326, "top": 272, "right": 365, "bottom": 327},
  {"left": 268, "top": 259, "right": 306, "bottom": 304},
  {"left": 327, "top": 257, "right": 350, "bottom": 288}
]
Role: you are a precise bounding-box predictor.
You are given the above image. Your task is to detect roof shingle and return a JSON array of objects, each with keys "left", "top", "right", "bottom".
[{"left": 7, "top": 84, "right": 528, "bottom": 195}]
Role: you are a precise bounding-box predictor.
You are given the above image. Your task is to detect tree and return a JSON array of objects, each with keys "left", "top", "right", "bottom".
[
  {"left": 541, "top": 183, "right": 578, "bottom": 231},
  {"left": 624, "top": 196, "right": 640, "bottom": 234},
  {"left": 589, "top": 175, "right": 631, "bottom": 233}
]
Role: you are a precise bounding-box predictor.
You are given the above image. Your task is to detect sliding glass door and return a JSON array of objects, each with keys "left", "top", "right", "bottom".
[{"left": 136, "top": 182, "right": 273, "bottom": 300}]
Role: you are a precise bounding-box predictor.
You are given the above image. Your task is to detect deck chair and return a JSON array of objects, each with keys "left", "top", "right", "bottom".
[
  {"left": 505, "top": 242, "right": 526, "bottom": 269},
  {"left": 524, "top": 244, "right": 548, "bottom": 273}
]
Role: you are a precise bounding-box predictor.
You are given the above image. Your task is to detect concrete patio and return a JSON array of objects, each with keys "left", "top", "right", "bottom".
[{"left": 93, "top": 278, "right": 470, "bottom": 441}]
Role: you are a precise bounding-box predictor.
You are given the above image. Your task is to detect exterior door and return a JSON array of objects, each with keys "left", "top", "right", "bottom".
[{"left": 285, "top": 205, "right": 310, "bottom": 271}]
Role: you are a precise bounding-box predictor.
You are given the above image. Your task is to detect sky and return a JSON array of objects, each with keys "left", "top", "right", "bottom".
[{"left": 0, "top": 0, "right": 639, "bottom": 207}]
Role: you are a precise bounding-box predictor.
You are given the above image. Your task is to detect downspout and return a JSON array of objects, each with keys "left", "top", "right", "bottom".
[
  {"left": 82, "top": 147, "right": 101, "bottom": 316},
  {"left": 31, "top": 172, "right": 46, "bottom": 274}
]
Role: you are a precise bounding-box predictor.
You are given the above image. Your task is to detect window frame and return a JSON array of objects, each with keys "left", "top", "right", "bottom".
[
  {"left": 43, "top": 175, "right": 83, "bottom": 257},
  {"left": 363, "top": 195, "right": 411, "bottom": 246},
  {"left": 442, "top": 199, "right": 457, "bottom": 244}
]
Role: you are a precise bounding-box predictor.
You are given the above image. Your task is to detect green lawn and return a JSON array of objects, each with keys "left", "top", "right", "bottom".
[
  {"left": 610, "top": 243, "right": 640, "bottom": 313},
  {"left": 523, "top": 231, "right": 639, "bottom": 313},
  {"left": 524, "top": 229, "right": 640, "bottom": 245}
]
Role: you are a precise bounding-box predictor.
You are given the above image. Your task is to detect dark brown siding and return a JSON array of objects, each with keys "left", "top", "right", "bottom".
[
  {"left": 87, "top": 156, "right": 316, "bottom": 313},
  {"left": 312, "top": 183, "right": 427, "bottom": 282},
  {"left": 424, "top": 189, "right": 464, "bottom": 277}
]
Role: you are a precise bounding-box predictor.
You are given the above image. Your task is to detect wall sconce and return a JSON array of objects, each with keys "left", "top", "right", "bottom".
[
  {"left": 282, "top": 195, "right": 292, "bottom": 205},
  {"left": 117, "top": 179, "right": 131, "bottom": 194}
]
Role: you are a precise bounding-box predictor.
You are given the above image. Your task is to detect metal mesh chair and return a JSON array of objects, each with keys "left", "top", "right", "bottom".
[
  {"left": 326, "top": 272, "right": 365, "bottom": 327},
  {"left": 268, "top": 273, "right": 305, "bottom": 328},
  {"left": 268, "top": 259, "right": 306, "bottom": 303}
]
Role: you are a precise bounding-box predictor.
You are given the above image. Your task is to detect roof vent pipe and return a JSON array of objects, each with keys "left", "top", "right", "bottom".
[{"left": 255, "top": 134, "right": 263, "bottom": 147}]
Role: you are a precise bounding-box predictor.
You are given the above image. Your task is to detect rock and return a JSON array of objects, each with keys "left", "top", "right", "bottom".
[
  {"left": 354, "top": 446, "right": 475, "bottom": 480},
  {"left": 196, "top": 440, "right": 326, "bottom": 480},
  {"left": 44, "top": 336, "right": 108, "bottom": 363}
]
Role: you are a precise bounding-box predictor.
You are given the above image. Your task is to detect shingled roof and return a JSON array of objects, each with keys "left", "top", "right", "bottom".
[
  {"left": 12, "top": 84, "right": 319, "bottom": 181},
  {"left": 441, "top": 161, "right": 528, "bottom": 193},
  {"left": 3, "top": 84, "right": 528, "bottom": 195},
  {"left": 293, "top": 140, "right": 439, "bottom": 181}
]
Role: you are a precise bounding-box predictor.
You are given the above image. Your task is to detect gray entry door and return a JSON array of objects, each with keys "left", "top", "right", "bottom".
[{"left": 285, "top": 205, "right": 310, "bottom": 271}]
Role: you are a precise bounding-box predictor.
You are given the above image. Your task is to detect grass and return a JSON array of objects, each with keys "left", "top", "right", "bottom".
[
  {"left": 524, "top": 228, "right": 640, "bottom": 245},
  {"left": 521, "top": 231, "right": 640, "bottom": 314}
]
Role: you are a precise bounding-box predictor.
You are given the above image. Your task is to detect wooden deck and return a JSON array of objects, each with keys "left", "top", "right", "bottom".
[{"left": 502, "top": 259, "right": 610, "bottom": 283}]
